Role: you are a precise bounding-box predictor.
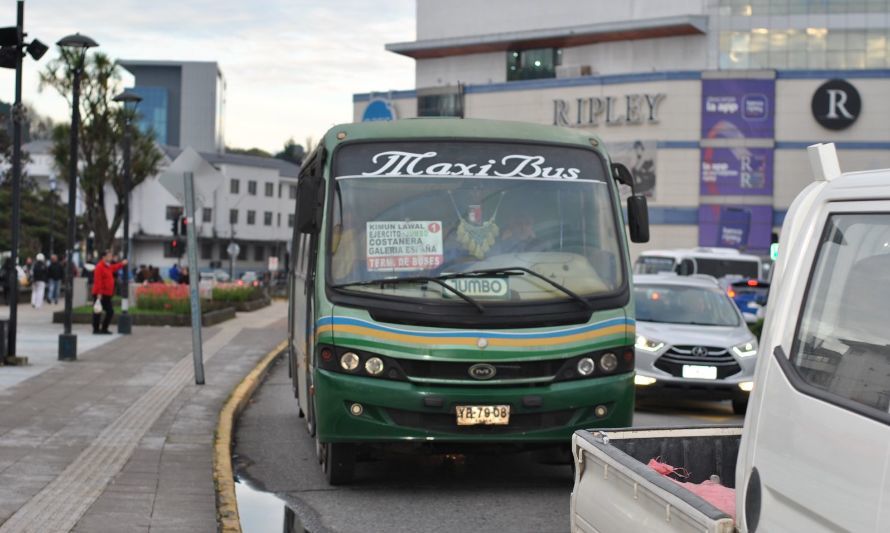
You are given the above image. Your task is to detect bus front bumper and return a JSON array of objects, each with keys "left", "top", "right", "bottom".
[{"left": 314, "top": 369, "right": 634, "bottom": 443}]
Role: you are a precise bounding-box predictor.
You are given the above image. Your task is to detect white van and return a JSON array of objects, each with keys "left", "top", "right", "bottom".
[
  {"left": 571, "top": 143, "right": 890, "bottom": 532},
  {"left": 635, "top": 247, "right": 763, "bottom": 281}
]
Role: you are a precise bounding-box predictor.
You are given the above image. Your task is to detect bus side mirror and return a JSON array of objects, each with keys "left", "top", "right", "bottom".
[
  {"left": 296, "top": 174, "right": 325, "bottom": 234},
  {"left": 612, "top": 163, "right": 634, "bottom": 191},
  {"left": 627, "top": 195, "right": 649, "bottom": 243}
]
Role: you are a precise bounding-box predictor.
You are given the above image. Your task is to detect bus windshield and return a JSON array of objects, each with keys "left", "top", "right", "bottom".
[{"left": 328, "top": 142, "right": 623, "bottom": 304}]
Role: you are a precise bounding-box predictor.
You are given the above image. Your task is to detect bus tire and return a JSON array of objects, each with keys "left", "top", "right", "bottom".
[{"left": 322, "top": 441, "right": 355, "bottom": 485}]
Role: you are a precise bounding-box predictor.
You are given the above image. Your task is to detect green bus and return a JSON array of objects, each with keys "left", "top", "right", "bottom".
[{"left": 287, "top": 118, "right": 649, "bottom": 483}]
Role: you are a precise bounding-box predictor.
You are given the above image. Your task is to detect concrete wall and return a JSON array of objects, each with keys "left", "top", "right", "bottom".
[
  {"left": 180, "top": 63, "right": 223, "bottom": 153},
  {"left": 416, "top": 0, "right": 706, "bottom": 40},
  {"left": 417, "top": 52, "right": 506, "bottom": 87}
]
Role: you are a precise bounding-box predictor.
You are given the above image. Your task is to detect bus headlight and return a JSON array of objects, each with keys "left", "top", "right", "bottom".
[
  {"left": 732, "top": 341, "right": 758, "bottom": 358},
  {"left": 365, "top": 357, "right": 385, "bottom": 376},
  {"left": 635, "top": 335, "right": 665, "bottom": 352},
  {"left": 340, "top": 352, "right": 360, "bottom": 371},
  {"left": 599, "top": 352, "right": 618, "bottom": 372},
  {"left": 576, "top": 357, "right": 595, "bottom": 376}
]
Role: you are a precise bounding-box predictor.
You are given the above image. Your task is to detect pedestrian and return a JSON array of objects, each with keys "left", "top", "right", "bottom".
[
  {"left": 148, "top": 266, "right": 162, "bottom": 283},
  {"left": 23, "top": 256, "right": 33, "bottom": 287},
  {"left": 30, "top": 253, "right": 48, "bottom": 309},
  {"left": 92, "top": 249, "right": 127, "bottom": 335},
  {"left": 47, "top": 254, "right": 64, "bottom": 305},
  {"left": 169, "top": 263, "right": 181, "bottom": 283},
  {"left": 179, "top": 266, "right": 190, "bottom": 285}
]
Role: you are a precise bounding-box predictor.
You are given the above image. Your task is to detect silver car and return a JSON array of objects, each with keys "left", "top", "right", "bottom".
[{"left": 633, "top": 274, "right": 758, "bottom": 414}]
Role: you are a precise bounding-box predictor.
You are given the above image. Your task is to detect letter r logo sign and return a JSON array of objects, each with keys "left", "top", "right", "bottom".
[{"left": 811, "top": 79, "right": 860, "bottom": 130}]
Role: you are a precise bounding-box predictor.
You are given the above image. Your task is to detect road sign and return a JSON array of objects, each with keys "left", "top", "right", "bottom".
[
  {"left": 226, "top": 242, "right": 240, "bottom": 257},
  {"left": 268, "top": 256, "right": 279, "bottom": 272},
  {"left": 158, "top": 146, "right": 223, "bottom": 208}
]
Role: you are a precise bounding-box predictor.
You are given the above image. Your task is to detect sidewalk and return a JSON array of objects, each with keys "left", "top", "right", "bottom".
[{"left": 0, "top": 301, "right": 286, "bottom": 532}]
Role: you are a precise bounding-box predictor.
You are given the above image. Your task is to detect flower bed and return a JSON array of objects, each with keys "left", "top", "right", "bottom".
[
  {"left": 211, "top": 284, "right": 263, "bottom": 302},
  {"left": 135, "top": 283, "right": 192, "bottom": 313}
]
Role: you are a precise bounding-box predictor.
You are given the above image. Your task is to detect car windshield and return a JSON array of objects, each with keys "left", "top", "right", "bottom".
[
  {"left": 328, "top": 141, "right": 623, "bottom": 303},
  {"left": 634, "top": 284, "right": 740, "bottom": 326}
]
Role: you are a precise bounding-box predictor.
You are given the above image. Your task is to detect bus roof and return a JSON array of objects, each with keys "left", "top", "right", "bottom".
[
  {"left": 322, "top": 118, "right": 606, "bottom": 151},
  {"left": 639, "top": 248, "right": 762, "bottom": 261}
]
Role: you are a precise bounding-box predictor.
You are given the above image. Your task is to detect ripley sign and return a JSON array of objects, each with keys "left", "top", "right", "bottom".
[{"left": 553, "top": 93, "right": 666, "bottom": 128}]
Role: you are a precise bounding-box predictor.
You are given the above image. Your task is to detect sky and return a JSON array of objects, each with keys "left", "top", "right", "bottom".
[{"left": 0, "top": 0, "right": 416, "bottom": 153}]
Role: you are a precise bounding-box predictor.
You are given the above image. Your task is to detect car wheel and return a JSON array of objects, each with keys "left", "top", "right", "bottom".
[{"left": 732, "top": 397, "right": 749, "bottom": 415}]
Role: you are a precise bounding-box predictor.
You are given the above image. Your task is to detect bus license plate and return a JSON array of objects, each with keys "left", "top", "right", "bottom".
[
  {"left": 456, "top": 405, "right": 510, "bottom": 426},
  {"left": 682, "top": 365, "right": 718, "bottom": 380}
]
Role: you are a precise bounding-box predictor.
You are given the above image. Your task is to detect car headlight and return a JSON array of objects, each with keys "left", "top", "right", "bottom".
[
  {"left": 732, "top": 340, "right": 758, "bottom": 358},
  {"left": 635, "top": 335, "right": 665, "bottom": 352}
]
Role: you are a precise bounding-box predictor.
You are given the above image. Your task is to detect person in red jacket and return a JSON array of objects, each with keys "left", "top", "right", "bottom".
[{"left": 92, "top": 249, "right": 127, "bottom": 334}]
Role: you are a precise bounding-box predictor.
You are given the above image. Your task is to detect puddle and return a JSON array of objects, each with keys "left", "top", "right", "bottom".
[{"left": 235, "top": 479, "right": 308, "bottom": 533}]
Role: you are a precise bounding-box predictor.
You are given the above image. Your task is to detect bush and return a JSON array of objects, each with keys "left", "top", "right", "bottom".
[
  {"left": 212, "top": 284, "right": 262, "bottom": 302},
  {"left": 135, "top": 283, "right": 191, "bottom": 314}
]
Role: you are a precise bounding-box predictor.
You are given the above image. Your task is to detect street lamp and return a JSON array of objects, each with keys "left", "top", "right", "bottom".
[
  {"left": 112, "top": 89, "right": 141, "bottom": 335},
  {"left": 48, "top": 175, "right": 57, "bottom": 254},
  {"left": 57, "top": 32, "right": 98, "bottom": 361},
  {"left": 0, "top": 0, "right": 47, "bottom": 363}
]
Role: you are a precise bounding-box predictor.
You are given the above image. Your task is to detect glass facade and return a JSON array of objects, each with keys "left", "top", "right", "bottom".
[
  {"left": 131, "top": 86, "right": 168, "bottom": 145},
  {"left": 718, "top": 0, "right": 890, "bottom": 69},
  {"left": 507, "top": 48, "right": 562, "bottom": 81}
]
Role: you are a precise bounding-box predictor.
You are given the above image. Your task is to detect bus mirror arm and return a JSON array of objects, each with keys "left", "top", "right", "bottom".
[
  {"left": 627, "top": 195, "right": 650, "bottom": 243},
  {"left": 296, "top": 174, "right": 326, "bottom": 234}
]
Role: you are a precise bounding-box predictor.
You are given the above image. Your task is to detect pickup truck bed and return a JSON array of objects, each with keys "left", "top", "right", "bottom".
[{"left": 571, "top": 426, "right": 743, "bottom": 533}]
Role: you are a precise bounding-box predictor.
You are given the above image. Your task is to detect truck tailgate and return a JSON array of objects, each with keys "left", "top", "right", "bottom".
[{"left": 570, "top": 426, "right": 742, "bottom": 533}]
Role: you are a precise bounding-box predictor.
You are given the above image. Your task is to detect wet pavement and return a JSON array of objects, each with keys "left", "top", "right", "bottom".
[{"left": 233, "top": 356, "right": 743, "bottom": 533}]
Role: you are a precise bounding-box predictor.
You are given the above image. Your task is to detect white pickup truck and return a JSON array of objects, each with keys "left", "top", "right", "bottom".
[{"left": 571, "top": 144, "right": 890, "bottom": 532}]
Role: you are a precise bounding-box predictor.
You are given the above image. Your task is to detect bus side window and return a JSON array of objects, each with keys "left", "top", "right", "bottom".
[{"left": 677, "top": 258, "right": 695, "bottom": 276}]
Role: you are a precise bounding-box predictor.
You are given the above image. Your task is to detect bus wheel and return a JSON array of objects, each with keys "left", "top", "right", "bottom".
[{"left": 321, "top": 441, "right": 355, "bottom": 485}]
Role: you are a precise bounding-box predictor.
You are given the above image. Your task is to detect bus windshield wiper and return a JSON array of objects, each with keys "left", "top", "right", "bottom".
[
  {"left": 439, "top": 267, "right": 594, "bottom": 311},
  {"left": 331, "top": 276, "right": 485, "bottom": 313}
]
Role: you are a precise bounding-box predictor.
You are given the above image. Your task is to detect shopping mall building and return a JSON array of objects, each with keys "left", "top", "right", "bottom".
[{"left": 353, "top": 0, "right": 890, "bottom": 257}]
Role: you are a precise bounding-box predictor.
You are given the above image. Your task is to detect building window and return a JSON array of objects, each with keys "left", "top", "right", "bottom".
[
  {"left": 131, "top": 86, "right": 168, "bottom": 145},
  {"left": 221, "top": 243, "right": 230, "bottom": 260},
  {"left": 201, "top": 241, "right": 213, "bottom": 260},
  {"left": 288, "top": 214, "right": 294, "bottom": 228},
  {"left": 719, "top": 28, "right": 888, "bottom": 70},
  {"left": 264, "top": 211, "right": 273, "bottom": 226},
  {"left": 254, "top": 245, "right": 265, "bottom": 261},
  {"left": 166, "top": 206, "right": 183, "bottom": 221},
  {"left": 229, "top": 209, "right": 238, "bottom": 224},
  {"left": 238, "top": 244, "right": 247, "bottom": 260},
  {"left": 279, "top": 183, "right": 284, "bottom": 198},
  {"left": 248, "top": 180, "right": 257, "bottom": 195},
  {"left": 277, "top": 213, "right": 281, "bottom": 227},
  {"left": 265, "top": 182, "right": 274, "bottom": 197},
  {"left": 418, "top": 87, "right": 464, "bottom": 117},
  {"left": 230, "top": 179, "right": 240, "bottom": 194},
  {"left": 507, "top": 48, "right": 561, "bottom": 81},
  {"left": 247, "top": 210, "right": 256, "bottom": 225},
  {"left": 202, "top": 207, "right": 212, "bottom": 223},
  {"left": 289, "top": 185, "right": 297, "bottom": 199}
]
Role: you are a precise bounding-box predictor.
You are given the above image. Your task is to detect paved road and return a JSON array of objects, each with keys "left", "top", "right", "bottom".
[{"left": 233, "top": 357, "right": 743, "bottom": 533}]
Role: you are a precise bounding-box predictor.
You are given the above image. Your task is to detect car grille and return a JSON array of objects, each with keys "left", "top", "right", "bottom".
[
  {"left": 395, "top": 358, "right": 566, "bottom": 382},
  {"left": 654, "top": 345, "right": 741, "bottom": 379},
  {"left": 383, "top": 406, "right": 579, "bottom": 434}
]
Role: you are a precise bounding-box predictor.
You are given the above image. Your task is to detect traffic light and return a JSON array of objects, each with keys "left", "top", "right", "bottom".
[
  {"left": 171, "top": 218, "right": 179, "bottom": 237},
  {"left": 170, "top": 239, "right": 185, "bottom": 258}
]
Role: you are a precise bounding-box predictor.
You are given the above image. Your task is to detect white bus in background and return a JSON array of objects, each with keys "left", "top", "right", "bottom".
[{"left": 634, "top": 247, "right": 763, "bottom": 281}]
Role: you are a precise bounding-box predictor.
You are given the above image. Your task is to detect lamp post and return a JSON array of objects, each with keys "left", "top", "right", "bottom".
[
  {"left": 0, "top": 0, "right": 47, "bottom": 362},
  {"left": 112, "top": 89, "right": 141, "bottom": 335},
  {"left": 57, "top": 32, "right": 98, "bottom": 361},
  {"left": 48, "top": 176, "right": 57, "bottom": 254}
]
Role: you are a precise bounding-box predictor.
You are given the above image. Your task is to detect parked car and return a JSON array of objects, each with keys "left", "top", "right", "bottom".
[
  {"left": 633, "top": 273, "right": 757, "bottom": 414},
  {"left": 237, "top": 271, "right": 261, "bottom": 287}
]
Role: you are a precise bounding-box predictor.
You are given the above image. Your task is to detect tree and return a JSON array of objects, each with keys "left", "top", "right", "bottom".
[
  {"left": 226, "top": 146, "right": 273, "bottom": 158},
  {"left": 274, "top": 138, "right": 304, "bottom": 165},
  {"left": 39, "top": 50, "right": 163, "bottom": 255}
]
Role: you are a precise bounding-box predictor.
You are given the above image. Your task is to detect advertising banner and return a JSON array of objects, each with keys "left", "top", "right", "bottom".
[
  {"left": 700, "top": 147, "right": 773, "bottom": 196},
  {"left": 607, "top": 140, "right": 657, "bottom": 198},
  {"left": 698, "top": 205, "right": 773, "bottom": 252},
  {"left": 701, "top": 79, "right": 775, "bottom": 139}
]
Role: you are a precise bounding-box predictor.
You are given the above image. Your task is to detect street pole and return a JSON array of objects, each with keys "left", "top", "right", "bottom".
[
  {"left": 49, "top": 178, "right": 56, "bottom": 255},
  {"left": 6, "top": 0, "right": 24, "bottom": 362},
  {"left": 184, "top": 172, "right": 204, "bottom": 385},
  {"left": 113, "top": 90, "right": 141, "bottom": 335}
]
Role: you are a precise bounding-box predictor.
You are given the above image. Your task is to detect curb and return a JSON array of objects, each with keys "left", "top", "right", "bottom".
[{"left": 214, "top": 339, "right": 288, "bottom": 533}]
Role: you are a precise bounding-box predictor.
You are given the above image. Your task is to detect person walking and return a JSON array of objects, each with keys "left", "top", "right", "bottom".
[
  {"left": 92, "top": 250, "right": 127, "bottom": 335},
  {"left": 47, "top": 254, "right": 64, "bottom": 305},
  {"left": 30, "top": 254, "right": 48, "bottom": 309}
]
